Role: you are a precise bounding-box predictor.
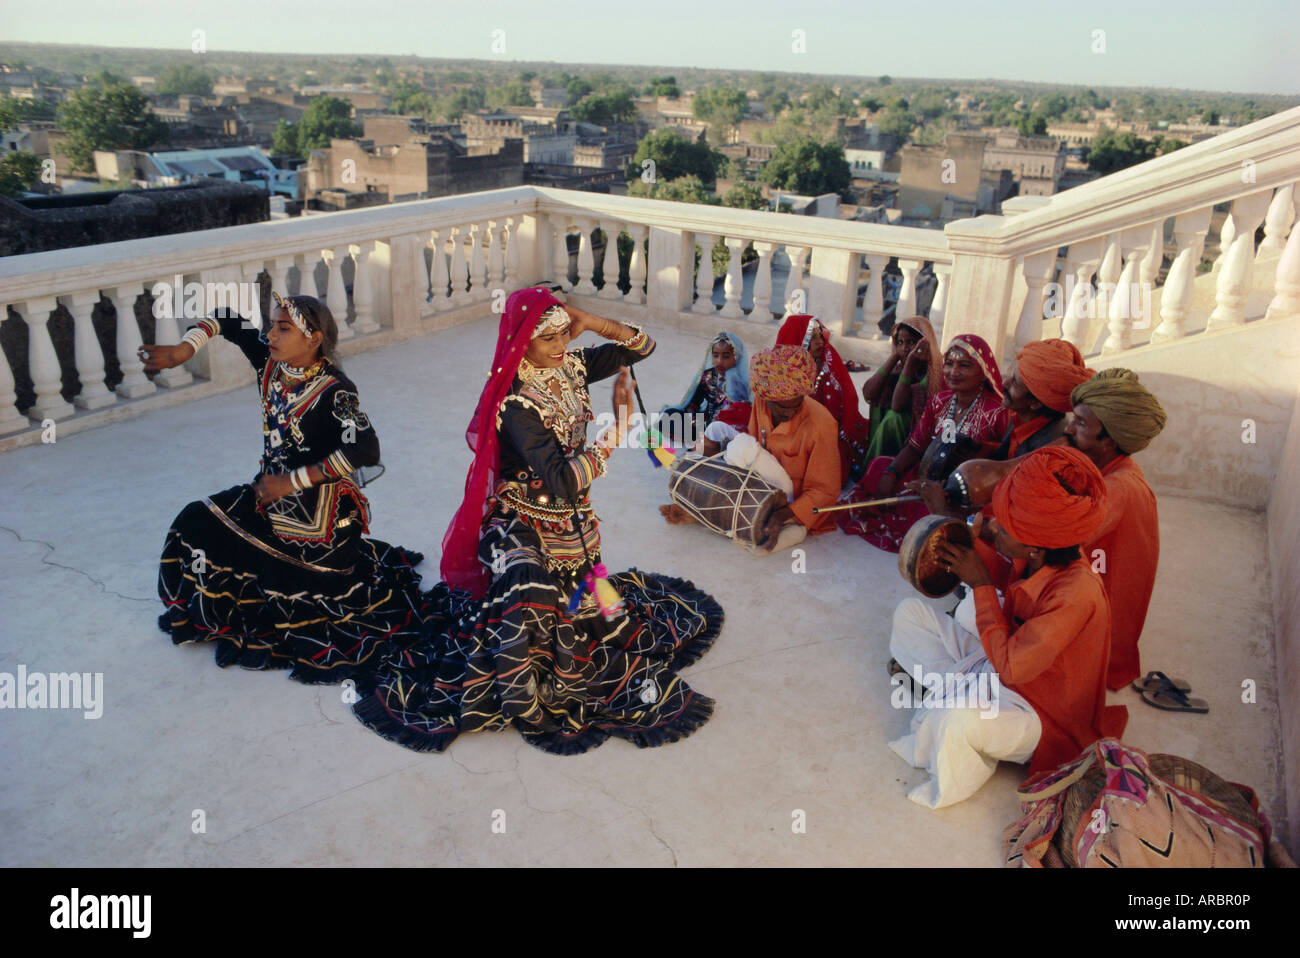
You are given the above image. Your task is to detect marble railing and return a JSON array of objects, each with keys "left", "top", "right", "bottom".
[
  {"left": 945, "top": 106, "right": 1300, "bottom": 362},
  {"left": 2, "top": 104, "right": 1299, "bottom": 450}
]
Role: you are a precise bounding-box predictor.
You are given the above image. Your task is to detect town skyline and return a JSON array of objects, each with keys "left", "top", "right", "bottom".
[{"left": 2, "top": 0, "right": 1296, "bottom": 96}]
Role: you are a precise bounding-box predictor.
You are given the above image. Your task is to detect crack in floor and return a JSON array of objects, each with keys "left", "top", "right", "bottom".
[{"left": 1, "top": 525, "right": 155, "bottom": 605}]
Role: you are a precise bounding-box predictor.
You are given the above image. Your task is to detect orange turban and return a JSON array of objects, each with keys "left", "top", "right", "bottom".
[
  {"left": 992, "top": 446, "right": 1108, "bottom": 548},
  {"left": 1016, "top": 339, "right": 1095, "bottom": 414},
  {"left": 750, "top": 345, "right": 816, "bottom": 401}
]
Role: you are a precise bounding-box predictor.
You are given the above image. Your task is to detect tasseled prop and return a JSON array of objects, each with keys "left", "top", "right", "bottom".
[
  {"left": 566, "top": 562, "right": 625, "bottom": 620},
  {"left": 641, "top": 427, "right": 677, "bottom": 470}
]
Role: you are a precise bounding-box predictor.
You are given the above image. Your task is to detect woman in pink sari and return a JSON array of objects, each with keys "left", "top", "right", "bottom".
[{"left": 838, "top": 334, "right": 1011, "bottom": 553}]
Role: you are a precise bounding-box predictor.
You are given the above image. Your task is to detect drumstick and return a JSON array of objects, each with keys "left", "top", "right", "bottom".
[{"left": 811, "top": 494, "right": 922, "bottom": 514}]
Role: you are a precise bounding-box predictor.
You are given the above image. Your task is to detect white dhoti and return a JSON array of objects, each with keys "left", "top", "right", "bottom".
[{"left": 887, "top": 594, "right": 1042, "bottom": 809}]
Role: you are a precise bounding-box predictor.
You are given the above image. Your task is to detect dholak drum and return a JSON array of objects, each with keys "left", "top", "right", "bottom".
[
  {"left": 898, "top": 514, "right": 974, "bottom": 597},
  {"left": 667, "top": 455, "right": 784, "bottom": 549}
]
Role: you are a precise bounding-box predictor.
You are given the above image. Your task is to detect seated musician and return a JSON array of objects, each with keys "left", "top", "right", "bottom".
[
  {"left": 691, "top": 345, "right": 840, "bottom": 553},
  {"left": 887, "top": 446, "right": 1128, "bottom": 808},
  {"left": 995, "top": 338, "right": 1094, "bottom": 459},
  {"left": 1066, "top": 368, "right": 1167, "bottom": 691}
]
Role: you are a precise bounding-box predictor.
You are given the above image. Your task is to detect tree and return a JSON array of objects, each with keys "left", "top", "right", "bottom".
[
  {"left": 564, "top": 77, "right": 592, "bottom": 107},
  {"left": 440, "top": 88, "right": 487, "bottom": 120},
  {"left": 877, "top": 108, "right": 915, "bottom": 142},
  {"left": 388, "top": 79, "right": 426, "bottom": 114},
  {"left": 1037, "top": 93, "right": 1070, "bottom": 119},
  {"left": 858, "top": 95, "right": 883, "bottom": 113},
  {"left": 156, "top": 63, "right": 214, "bottom": 96},
  {"left": 646, "top": 76, "right": 680, "bottom": 98},
  {"left": 273, "top": 96, "right": 362, "bottom": 159},
  {"left": 487, "top": 81, "right": 535, "bottom": 109},
  {"left": 760, "top": 134, "right": 850, "bottom": 197},
  {"left": 1202, "top": 109, "right": 1220, "bottom": 125},
  {"left": 0, "top": 150, "right": 42, "bottom": 196},
  {"left": 762, "top": 89, "right": 790, "bottom": 116},
  {"left": 721, "top": 181, "right": 767, "bottom": 210},
  {"left": 1086, "top": 129, "right": 1185, "bottom": 174},
  {"left": 693, "top": 87, "right": 747, "bottom": 131},
  {"left": 58, "top": 76, "right": 168, "bottom": 171},
  {"left": 571, "top": 89, "right": 637, "bottom": 125},
  {"left": 879, "top": 75, "right": 892, "bottom": 86},
  {"left": 1016, "top": 113, "right": 1048, "bottom": 135},
  {"left": 627, "top": 128, "right": 723, "bottom": 186}
]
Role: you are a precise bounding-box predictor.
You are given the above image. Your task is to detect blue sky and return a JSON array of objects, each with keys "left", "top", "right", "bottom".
[{"left": 2, "top": 0, "right": 1296, "bottom": 94}]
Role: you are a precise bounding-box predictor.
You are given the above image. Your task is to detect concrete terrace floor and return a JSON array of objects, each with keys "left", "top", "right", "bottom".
[{"left": 0, "top": 317, "right": 1288, "bottom": 867}]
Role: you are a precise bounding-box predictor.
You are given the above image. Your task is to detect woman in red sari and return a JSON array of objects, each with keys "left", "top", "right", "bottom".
[
  {"left": 775, "top": 315, "right": 870, "bottom": 484},
  {"left": 839, "top": 333, "right": 1011, "bottom": 552}
]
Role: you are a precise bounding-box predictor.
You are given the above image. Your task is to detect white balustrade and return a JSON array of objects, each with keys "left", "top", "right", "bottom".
[
  {"left": 693, "top": 233, "right": 717, "bottom": 314},
  {"left": 323, "top": 246, "right": 353, "bottom": 339},
  {"left": 929, "top": 263, "right": 952, "bottom": 339},
  {"left": 449, "top": 228, "right": 469, "bottom": 306},
  {"left": 1208, "top": 190, "right": 1271, "bottom": 330},
  {"left": 351, "top": 242, "right": 380, "bottom": 334},
  {"left": 1103, "top": 228, "right": 1153, "bottom": 353},
  {"left": 1266, "top": 207, "right": 1300, "bottom": 320},
  {"left": 751, "top": 242, "right": 776, "bottom": 320},
  {"left": 784, "top": 246, "right": 810, "bottom": 317},
  {"left": 1059, "top": 238, "right": 1102, "bottom": 350},
  {"left": 503, "top": 217, "right": 520, "bottom": 290},
  {"left": 626, "top": 225, "right": 647, "bottom": 306},
  {"left": 429, "top": 229, "right": 450, "bottom": 306},
  {"left": 148, "top": 280, "right": 193, "bottom": 388},
  {"left": 0, "top": 307, "right": 29, "bottom": 434},
  {"left": 1015, "top": 250, "right": 1058, "bottom": 354},
  {"left": 551, "top": 215, "right": 572, "bottom": 291},
  {"left": 18, "top": 297, "right": 73, "bottom": 421},
  {"left": 895, "top": 258, "right": 922, "bottom": 326},
  {"left": 575, "top": 220, "right": 597, "bottom": 296},
  {"left": 486, "top": 222, "right": 505, "bottom": 293},
  {"left": 1260, "top": 183, "right": 1295, "bottom": 253},
  {"left": 469, "top": 223, "right": 487, "bottom": 302},
  {"left": 597, "top": 220, "right": 621, "bottom": 301},
  {"left": 1153, "top": 208, "right": 1213, "bottom": 342},
  {"left": 61, "top": 291, "right": 114, "bottom": 410},
  {"left": 108, "top": 285, "right": 155, "bottom": 400},
  {"left": 861, "top": 253, "right": 888, "bottom": 337},
  {"left": 720, "top": 238, "right": 745, "bottom": 318}
]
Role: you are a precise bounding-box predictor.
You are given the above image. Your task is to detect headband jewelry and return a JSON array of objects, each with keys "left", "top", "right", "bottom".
[
  {"left": 531, "top": 304, "right": 571, "bottom": 338},
  {"left": 272, "top": 291, "right": 313, "bottom": 338}
]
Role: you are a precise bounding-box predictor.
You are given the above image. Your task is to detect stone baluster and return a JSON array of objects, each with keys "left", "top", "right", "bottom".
[
  {"left": 240, "top": 261, "right": 265, "bottom": 334},
  {"left": 323, "top": 246, "right": 354, "bottom": 339},
  {"left": 1259, "top": 183, "right": 1295, "bottom": 254},
  {"left": 597, "top": 220, "right": 622, "bottom": 300},
  {"left": 575, "top": 219, "right": 597, "bottom": 295},
  {"left": 1015, "top": 250, "right": 1058, "bottom": 353},
  {"left": 351, "top": 241, "right": 380, "bottom": 334},
  {"left": 1265, "top": 202, "right": 1300, "bottom": 321},
  {"left": 504, "top": 217, "right": 520, "bottom": 290},
  {"left": 487, "top": 221, "right": 505, "bottom": 292},
  {"left": 1058, "top": 239, "right": 1102, "bottom": 350},
  {"left": 693, "top": 233, "right": 718, "bottom": 314},
  {"left": 107, "top": 285, "right": 155, "bottom": 399},
  {"left": 469, "top": 222, "right": 487, "bottom": 300},
  {"left": 0, "top": 306, "right": 30, "bottom": 434},
  {"left": 1092, "top": 235, "right": 1122, "bottom": 342},
  {"left": 1211, "top": 213, "right": 1235, "bottom": 273},
  {"left": 784, "top": 246, "right": 810, "bottom": 317},
  {"left": 551, "top": 215, "right": 572, "bottom": 290},
  {"left": 928, "top": 262, "right": 952, "bottom": 339},
  {"left": 1208, "top": 189, "right": 1271, "bottom": 330},
  {"left": 1102, "top": 229, "right": 1152, "bottom": 353},
  {"left": 894, "top": 258, "right": 922, "bottom": 323},
  {"left": 1153, "top": 207, "right": 1212, "bottom": 342},
  {"left": 429, "top": 229, "right": 450, "bottom": 307},
  {"left": 751, "top": 242, "right": 776, "bottom": 320},
  {"left": 626, "top": 224, "right": 648, "bottom": 305},
  {"left": 148, "top": 280, "right": 193, "bottom": 387},
  {"left": 720, "top": 238, "right": 746, "bottom": 318},
  {"left": 1138, "top": 221, "right": 1164, "bottom": 294},
  {"left": 449, "top": 227, "right": 469, "bottom": 306},
  {"left": 266, "top": 256, "right": 294, "bottom": 299},
  {"left": 861, "top": 253, "right": 888, "bottom": 337},
  {"left": 18, "top": 297, "right": 74, "bottom": 421}
]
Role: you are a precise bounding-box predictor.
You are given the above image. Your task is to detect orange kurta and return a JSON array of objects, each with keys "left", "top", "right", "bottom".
[
  {"left": 974, "top": 560, "right": 1128, "bottom": 774},
  {"left": 1085, "top": 456, "right": 1159, "bottom": 690},
  {"left": 748, "top": 395, "right": 841, "bottom": 533}
]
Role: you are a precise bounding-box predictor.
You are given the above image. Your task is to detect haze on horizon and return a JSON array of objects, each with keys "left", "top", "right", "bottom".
[{"left": 2, "top": 0, "right": 1296, "bottom": 97}]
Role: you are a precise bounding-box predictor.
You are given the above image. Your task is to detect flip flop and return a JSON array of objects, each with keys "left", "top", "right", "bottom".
[
  {"left": 1140, "top": 684, "right": 1209, "bottom": 714},
  {"left": 845, "top": 360, "right": 868, "bottom": 372},
  {"left": 1131, "top": 670, "right": 1191, "bottom": 695}
]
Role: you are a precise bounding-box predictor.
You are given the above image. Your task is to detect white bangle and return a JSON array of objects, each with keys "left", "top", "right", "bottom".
[
  {"left": 181, "top": 328, "right": 210, "bottom": 353},
  {"left": 291, "top": 466, "right": 312, "bottom": 491}
]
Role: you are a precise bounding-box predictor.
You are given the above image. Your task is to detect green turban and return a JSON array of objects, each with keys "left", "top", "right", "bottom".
[{"left": 1070, "top": 368, "right": 1168, "bottom": 454}]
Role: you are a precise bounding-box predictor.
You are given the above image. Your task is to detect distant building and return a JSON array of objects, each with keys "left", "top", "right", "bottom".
[
  {"left": 302, "top": 119, "right": 523, "bottom": 210},
  {"left": 93, "top": 145, "right": 299, "bottom": 197},
  {"left": 896, "top": 133, "right": 996, "bottom": 223},
  {"left": 983, "top": 129, "right": 1066, "bottom": 196}
]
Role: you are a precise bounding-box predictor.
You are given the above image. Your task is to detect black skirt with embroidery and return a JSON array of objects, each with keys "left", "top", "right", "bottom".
[
  {"left": 158, "top": 483, "right": 432, "bottom": 684},
  {"left": 351, "top": 501, "right": 723, "bottom": 755}
]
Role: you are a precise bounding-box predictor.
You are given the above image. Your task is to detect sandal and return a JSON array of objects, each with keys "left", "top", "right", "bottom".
[
  {"left": 1131, "top": 670, "right": 1191, "bottom": 695},
  {"left": 1140, "top": 681, "right": 1209, "bottom": 714}
]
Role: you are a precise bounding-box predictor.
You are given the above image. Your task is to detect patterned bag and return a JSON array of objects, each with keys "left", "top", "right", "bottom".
[{"left": 1003, "top": 738, "right": 1295, "bottom": 868}]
